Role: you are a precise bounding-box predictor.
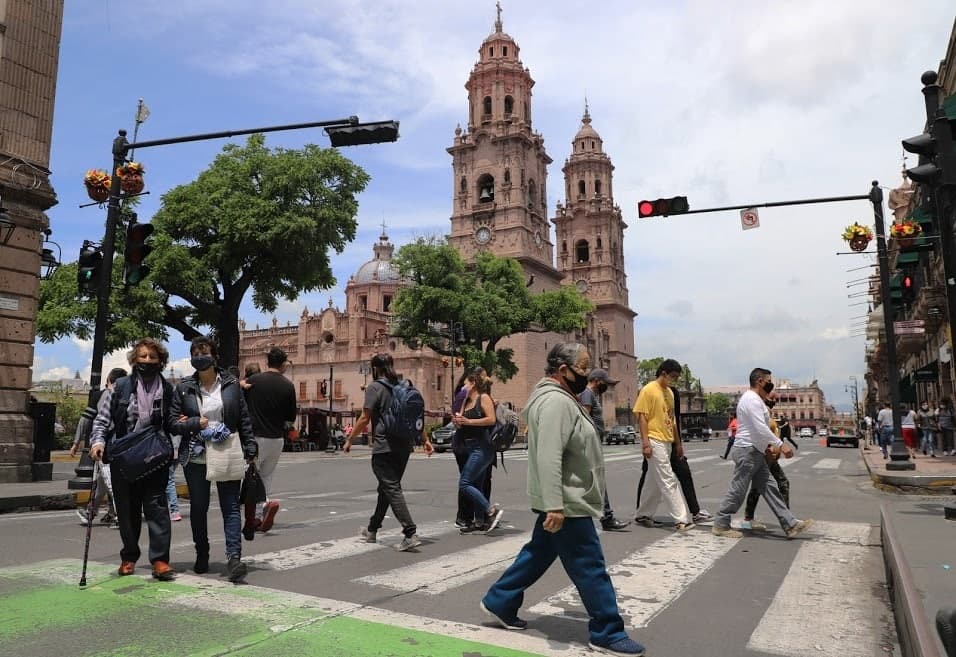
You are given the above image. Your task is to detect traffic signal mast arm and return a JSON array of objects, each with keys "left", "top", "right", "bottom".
[{"left": 638, "top": 193, "right": 868, "bottom": 218}]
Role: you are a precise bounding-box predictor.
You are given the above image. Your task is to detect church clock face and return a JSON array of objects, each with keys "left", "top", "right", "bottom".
[
  {"left": 534, "top": 230, "right": 543, "bottom": 248},
  {"left": 576, "top": 279, "right": 588, "bottom": 293},
  {"left": 475, "top": 226, "right": 492, "bottom": 245}
]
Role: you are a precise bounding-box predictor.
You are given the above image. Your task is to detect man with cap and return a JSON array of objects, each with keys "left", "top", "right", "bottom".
[{"left": 579, "top": 368, "right": 630, "bottom": 531}]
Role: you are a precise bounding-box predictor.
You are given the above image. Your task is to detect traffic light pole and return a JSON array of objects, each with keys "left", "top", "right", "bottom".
[{"left": 87, "top": 116, "right": 397, "bottom": 394}]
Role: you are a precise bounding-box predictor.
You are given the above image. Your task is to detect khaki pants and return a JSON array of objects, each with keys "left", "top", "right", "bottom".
[{"left": 635, "top": 439, "right": 691, "bottom": 524}]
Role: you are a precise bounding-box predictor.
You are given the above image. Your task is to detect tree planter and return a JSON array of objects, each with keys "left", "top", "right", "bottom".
[
  {"left": 85, "top": 185, "right": 110, "bottom": 202},
  {"left": 897, "top": 237, "right": 915, "bottom": 249},
  {"left": 120, "top": 174, "right": 144, "bottom": 194},
  {"left": 848, "top": 235, "right": 871, "bottom": 252}
]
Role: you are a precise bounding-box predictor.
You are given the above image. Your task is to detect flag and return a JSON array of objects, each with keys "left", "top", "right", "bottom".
[{"left": 135, "top": 99, "right": 150, "bottom": 124}]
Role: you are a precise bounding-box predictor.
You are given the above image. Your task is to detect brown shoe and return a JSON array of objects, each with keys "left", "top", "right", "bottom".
[
  {"left": 117, "top": 561, "right": 136, "bottom": 576},
  {"left": 259, "top": 501, "right": 280, "bottom": 532},
  {"left": 151, "top": 561, "right": 176, "bottom": 581}
]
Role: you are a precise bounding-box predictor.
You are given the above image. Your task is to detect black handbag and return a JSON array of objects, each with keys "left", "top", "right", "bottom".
[
  {"left": 109, "top": 424, "right": 173, "bottom": 482},
  {"left": 240, "top": 463, "right": 267, "bottom": 505}
]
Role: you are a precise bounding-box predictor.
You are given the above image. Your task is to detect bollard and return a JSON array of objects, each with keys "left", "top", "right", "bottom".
[{"left": 67, "top": 448, "right": 95, "bottom": 492}]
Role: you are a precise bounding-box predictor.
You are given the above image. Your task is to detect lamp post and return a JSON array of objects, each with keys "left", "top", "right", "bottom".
[
  {"left": 848, "top": 375, "right": 860, "bottom": 431},
  {"left": 359, "top": 361, "right": 371, "bottom": 390},
  {"left": 86, "top": 116, "right": 399, "bottom": 394},
  {"left": 447, "top": 321, "right": 463, "bottom": 410}
]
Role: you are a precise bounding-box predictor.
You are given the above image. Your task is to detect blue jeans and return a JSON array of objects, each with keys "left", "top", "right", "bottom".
[
  {"left": 483, "top": 514, "right": 629, "bottom": 647},
  {"left": 459, "top": 440, "right": 495, "bottom": 517},
  {"left": 183, "top": 462, "right": 242, "bottom": 559},
  {"left": 165, "top": 463, "right": 179, "bottom": 513},
  {"left": 879, "top": 426, "right": 894, "bottom": 456},
  {"left": 921, "top": 428, "right": 936, "bottom": 455}
]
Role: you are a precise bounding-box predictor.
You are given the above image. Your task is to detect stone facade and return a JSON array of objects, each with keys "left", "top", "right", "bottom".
[
  {"left": 237, "top": 11, "right": 638, "bottom": 430},
  {"left": 0, "top": 1, "right": 63, "bottom": 482},
  {"left": 706, "top": 380, "right": 835, "bottom": 430}
]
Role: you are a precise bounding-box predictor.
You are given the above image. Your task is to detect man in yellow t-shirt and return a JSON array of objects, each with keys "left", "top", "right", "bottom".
[{"left": 633, "top": 359, "right": 693, "bottom": 530}]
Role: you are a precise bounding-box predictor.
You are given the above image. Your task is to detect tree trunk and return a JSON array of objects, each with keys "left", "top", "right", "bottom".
[{"left": 217, "top": 312, "right": 241, "bottom": 369}]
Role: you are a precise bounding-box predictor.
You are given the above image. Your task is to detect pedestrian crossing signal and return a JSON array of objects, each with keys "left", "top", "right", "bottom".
[{"left": 638, "top": 196, "right": 690, "bottom": 218}]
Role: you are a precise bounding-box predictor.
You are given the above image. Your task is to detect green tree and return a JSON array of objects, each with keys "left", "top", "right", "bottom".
[
  {"left": 637, "top": 357, "right": 700, "bottom": 390},
  {"left": 46, "top": 383, "right": 84, "bottom": 447},
  {"left": 37, "top": 135, "right": 369, "bottom": 366},
  {"left": 390, "top": 240, "right": 593, "bottom": 382},
  {"left": 705, "top": 392, "right": 733, "bottom": 416}
]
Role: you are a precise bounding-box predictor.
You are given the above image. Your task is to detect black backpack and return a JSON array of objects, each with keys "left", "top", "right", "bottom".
[
  {"left": 376, "top": 378, "right": 425, "bottom": 444},
  {"left": 490, "top": 417, "right": 518, "bottom": 452}
]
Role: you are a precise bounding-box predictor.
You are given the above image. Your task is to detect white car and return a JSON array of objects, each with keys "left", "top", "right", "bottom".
[
  {"left": 799, "top": 427, "right": 814, "bottom": 439},
  {"left": 818, "top": 428, "right": 828, "bottom": 437}
]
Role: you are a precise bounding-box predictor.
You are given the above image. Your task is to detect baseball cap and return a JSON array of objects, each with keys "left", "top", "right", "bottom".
[{"left": 588, "top": 368, "right": 619, "bottom": 384}]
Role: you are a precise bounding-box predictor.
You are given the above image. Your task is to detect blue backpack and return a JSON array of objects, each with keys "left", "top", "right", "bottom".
[{"left": 376, "top": 379, "right": 425, "bottom": 444}]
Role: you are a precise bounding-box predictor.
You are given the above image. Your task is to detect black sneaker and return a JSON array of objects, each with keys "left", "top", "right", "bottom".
[
  {"left": 226, "top": 557, "right": 247, "bottom": 583},
  {"left": 459, "top": 523, "right": 489, "bottom": 534},
  {"left": 601, "top": 517, "right": 631, "bottom": 531}
]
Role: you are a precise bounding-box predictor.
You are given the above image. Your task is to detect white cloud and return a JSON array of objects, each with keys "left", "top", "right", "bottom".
[{"left": 36, "top": 367, "right": 72, "bottom": 381}]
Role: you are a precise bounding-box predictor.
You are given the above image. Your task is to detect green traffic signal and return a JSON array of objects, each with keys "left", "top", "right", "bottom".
[
  {"left": 77, "top": 241, "right": 103, "bottom": 295},
  {"left": 123, "top": 220, "right": 154, "bottom": 286}
]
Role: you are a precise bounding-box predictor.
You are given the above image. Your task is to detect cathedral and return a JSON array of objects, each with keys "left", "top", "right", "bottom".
[{"left": 238, "top": 9, "right": 637, "bottom": 429}]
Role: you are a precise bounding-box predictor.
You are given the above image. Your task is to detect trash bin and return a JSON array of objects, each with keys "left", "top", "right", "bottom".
[{"left": 29, "top": 400, "right": 56, "bottom": 482}]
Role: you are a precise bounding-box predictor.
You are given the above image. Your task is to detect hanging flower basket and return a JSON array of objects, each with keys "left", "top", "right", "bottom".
[
  {"left": 116, "top": 162, "right": 145, "bottom": 195},
  {"left": 889, "top": 218, "right": 922, "bottom": 249},
  {"left": 83, "top": 169, "right": 111, "bottom": 202},
  {"left": 841, "top": 222, "right": 873, "bottom": 252}
]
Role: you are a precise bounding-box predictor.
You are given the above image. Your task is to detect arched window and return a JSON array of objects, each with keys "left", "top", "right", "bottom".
[
  {"left": 561, "top": 240, "right": 567, "bottom": 253},
  {"left": 576, "top": 239, "right": 590, "bottom": 263},
  {"left": 504, "top": 95, "right": 514, "bottom": 115},
  {"left": 528, "top": 179, "right": 536, "bottom": 206},
  {"left": 578, "top": 180, "right": 586, "bottom": 197},
  {"left": 477, "top": 173, "right": 495, "bottom": 203},
  {"left": 504, "top": 169, "right": 511, "bottom": 184},
  {"left": 595, "top": 180, "right": 602, "bottom": 196},
  {"left": 489, "top": 47, "right": 494, "bottom": 57},
  {"left": 596, "top": 237, "right": 603, "bottom": 249},
  {"left": 460, "top": 177, "right": 467, "bottom": 194},
  {"left": 482, "top": 96, "right": 492, "bottom": 116}
]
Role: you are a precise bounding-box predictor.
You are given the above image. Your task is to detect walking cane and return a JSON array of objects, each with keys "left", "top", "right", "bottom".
[{"left": 79, "top": 459, "right": 100, "bottom": 588}]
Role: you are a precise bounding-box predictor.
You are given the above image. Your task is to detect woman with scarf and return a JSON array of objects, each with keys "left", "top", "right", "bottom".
[
  {"left": 169, "top": 336, "right": 258, "bottom": 583},
  {"left": 89, "top": 338, "right": 176, "bottom": 581}
]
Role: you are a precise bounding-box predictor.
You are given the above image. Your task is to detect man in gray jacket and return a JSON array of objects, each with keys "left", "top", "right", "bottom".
[{"left": 481, "top": 343, "right": 645, "bottom": 657}]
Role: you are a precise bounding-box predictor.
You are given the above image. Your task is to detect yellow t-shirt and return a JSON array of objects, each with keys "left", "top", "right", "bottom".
[{"left": 633, "top": 382, "right": 675, "bottom": 442}]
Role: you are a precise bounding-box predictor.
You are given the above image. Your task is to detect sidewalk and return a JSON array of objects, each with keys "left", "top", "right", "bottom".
[
  {"left": 0, "top": 447, "right": 378, "bottom": 514},
  {"left": 857, "top": 440, "right": 956, "bottom": 657}
]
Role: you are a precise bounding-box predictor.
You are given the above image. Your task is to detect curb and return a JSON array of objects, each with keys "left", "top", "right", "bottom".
[
  {"left": 0, "top": 482, "right": 190, "bottom": 514},
  {"left": 881, "top": 505, "right": 944, "bottom": 657},
  {"left": 860, "top": 446, "right": 956, "bottom": 494}
]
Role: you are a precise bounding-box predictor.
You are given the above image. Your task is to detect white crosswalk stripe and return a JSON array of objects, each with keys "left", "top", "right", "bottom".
[{"left": 812, "top": 458, "right": 842, "bottom": 470}]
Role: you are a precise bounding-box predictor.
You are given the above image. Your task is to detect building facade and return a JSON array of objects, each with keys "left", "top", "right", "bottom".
[
  {"left": 706, "top": 379, "right": 835, "bottom": 430},
  {"left": 238, "top": 11, "right": 638, "bottom": 429},
  {"left": 0, "top": 1, "right": 63, "bottom": 482}
]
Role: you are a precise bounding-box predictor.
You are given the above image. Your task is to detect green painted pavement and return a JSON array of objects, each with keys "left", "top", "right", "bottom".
[{"left": 0, "top": 560, "right": 554, "bottom": 657}]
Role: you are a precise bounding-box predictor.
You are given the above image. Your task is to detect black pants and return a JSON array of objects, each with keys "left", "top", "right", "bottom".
[
  {"left": 111, "top": 467, "right": 171, "bottom": 565},
  {"left": 744, "top": 458, "right": 789, "bottom": 519},
  {"left": 454, "top": 447, "right": 492, "bottom": 525},
  {"left": 722, "top": 436, "right": 735, "bottom": 459},
  {"left": 636, "top": 442, "right": 700, "bottom": 516},
  {"left": 369, "top": 450, "right": 416, "bottom": 538}
]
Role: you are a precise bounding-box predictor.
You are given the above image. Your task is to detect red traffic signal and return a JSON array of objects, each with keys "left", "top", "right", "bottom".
[
  {"left": 903, "top": 275, "right": 913, "bottom": 288},
  {"left": 124, "top": 221, "right": 154, "bottom": 285},
  {"left": 637, "top": 196, "right": 690, "bottom": 218}
]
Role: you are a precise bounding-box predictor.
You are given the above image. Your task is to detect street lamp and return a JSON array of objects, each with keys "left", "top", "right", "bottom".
[
  {"left": 359, "top": 362, "right": 371, "bottom": 390},
  {"left": 447, "top": 321, "right": 464, "bottom": 410},
  {"left": 86, "top": 115, "right": 399, "bottom": 393}
]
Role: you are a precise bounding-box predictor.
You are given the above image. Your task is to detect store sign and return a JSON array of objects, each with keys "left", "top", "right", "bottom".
[{"left": 913, "top": 361, "right": 939, "bottom": 383}]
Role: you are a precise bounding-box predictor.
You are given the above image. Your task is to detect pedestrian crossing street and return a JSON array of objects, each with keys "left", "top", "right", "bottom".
[{"left": 0, "top": 515, "right": 892, "bottom": 657}]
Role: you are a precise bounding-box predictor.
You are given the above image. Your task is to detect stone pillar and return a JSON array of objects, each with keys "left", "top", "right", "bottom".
[{"left": 0, "top": 1, "right": 64, "bottom": 482}]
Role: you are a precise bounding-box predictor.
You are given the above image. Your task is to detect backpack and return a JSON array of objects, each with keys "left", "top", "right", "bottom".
[
  {"left": 376, "top": 378, "right": 425, "bottom": 444},
  {"left": 490, "top": 408, "right": 519, "bottom": 452}
]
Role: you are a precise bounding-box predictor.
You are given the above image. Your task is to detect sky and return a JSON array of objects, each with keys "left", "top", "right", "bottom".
[{"left": 33, "top": 0, "right": 956, "bottom": 410}]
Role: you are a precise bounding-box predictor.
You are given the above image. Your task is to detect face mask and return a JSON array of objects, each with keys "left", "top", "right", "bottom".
[
  {"left": 763, "top": 381, "right": 774, "bottom": 394},
  {"left": 564, "top": 366, "right": 589, "bottom": 395},
  {"left": 191, "top": 355, "right": 216, "bottom": 372},
  {"left": 135, "top": 362, "right": 161, "bottom": 378},
  {"left": 596, "top": 383, "right": 608, "bottom": 394}
]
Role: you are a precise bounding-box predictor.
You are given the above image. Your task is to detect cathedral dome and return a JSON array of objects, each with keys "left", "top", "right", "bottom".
[
  {"left": 352, "top": 232, "right": 401, "bottom": 284},
  {"left": 574, "top": 104, "right": 601, "bottom": 141}
]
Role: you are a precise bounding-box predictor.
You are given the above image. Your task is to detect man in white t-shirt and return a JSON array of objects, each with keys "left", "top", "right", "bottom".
[{"left": 712, "top": 368, "right": 813, "bottom": 540}]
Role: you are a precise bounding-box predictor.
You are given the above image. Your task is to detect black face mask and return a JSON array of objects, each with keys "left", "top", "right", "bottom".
[
  {"left": 564, "top": 367, "right": 589, "bottom": 395},
  {"left": 596, "top": 383, "right": 608, "bottom": 395},
  {"left": 191, "top": 355, "right": 216, "bottom": 372},
  {"left": 135, "top": 362, "right": 161, "bottom": 378},
  {"left": 763, "top": 381, "right": 774, "bottom": 394}
]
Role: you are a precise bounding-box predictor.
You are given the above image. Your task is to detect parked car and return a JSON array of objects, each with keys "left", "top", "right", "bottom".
[
  {"left": 430, "top": 422, "right": 456, "bottom": 453},
  {"left": 799, "top": 427, "right": 815, "bottom": 439},
  {"left": 818, "top": 427, "right": 829, "bottom": 437},
  {"left": 606, "top": 425, "right": 638, "bottom": 445},
  {"left": 681, "top": 426, "right": 713, "bottom": 442}
]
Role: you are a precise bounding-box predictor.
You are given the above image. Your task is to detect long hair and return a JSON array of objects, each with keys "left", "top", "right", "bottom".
[{"left": 371, "top": 353, "right": 399, "bottom": 384}]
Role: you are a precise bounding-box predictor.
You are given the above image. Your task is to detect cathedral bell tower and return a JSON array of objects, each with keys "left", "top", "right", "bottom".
[
  {"left": 552, "top": 103, "right": 637, "bottom": 415},
  {"left": 447, "top": 5, "right": 562, "bottom": 291}
]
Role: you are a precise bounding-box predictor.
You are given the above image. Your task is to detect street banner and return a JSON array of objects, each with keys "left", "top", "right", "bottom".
[{"left": 135, "top": 99, "right": 150, "bottom": 124}]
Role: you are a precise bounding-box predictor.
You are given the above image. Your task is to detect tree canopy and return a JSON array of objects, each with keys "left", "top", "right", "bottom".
[
  {"left": 637, "top": 357, "right": 701, "bottom": 390},
  {"left": 38, "top": 135, "right": 369, "bottom": 366},
  {"left": 389, "top": 239, "right": 593, "bottom": 382},
  {"left": 705, "top": 392, "right": 733, "bottom": 416}
]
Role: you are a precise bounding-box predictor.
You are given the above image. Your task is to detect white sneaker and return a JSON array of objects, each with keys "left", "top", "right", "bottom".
[
  {"left": 76, "top": 509, "right": 90, "bottom": 526},
  {"left": 396, "top": 534, "right": 422, "bottom": 551},
  {"left": 741, "top": 520, "right": 767, "bottom": 531},
  {"left": 692, "top": 509, "right": 713, "bottom": 523}
]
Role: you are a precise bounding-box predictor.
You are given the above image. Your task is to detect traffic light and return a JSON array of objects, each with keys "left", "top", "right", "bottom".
[
  {"left": 77, "top": 241, "right": 102, "bottom": 295},
  {"left": 123, "top": 220, "right": 153, "bottom": 286},
  {"left": 902, "top": 73, "right": 956, "bottom": 187},
  {"left": 637, "top": 196, "right": 690, "bottom": 218},
  {"left": 325, "top": 120, "right": 400, "bottom": 147},
  {"left": 902, "top": 274, "right": 916, "bottom": 305}
]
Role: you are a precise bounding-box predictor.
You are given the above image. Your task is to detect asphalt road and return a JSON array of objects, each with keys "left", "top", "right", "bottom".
[{"left": 0, "top": 438, "right": 900, "bottom": 657}]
